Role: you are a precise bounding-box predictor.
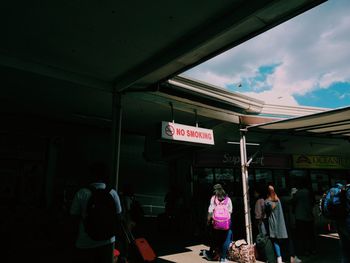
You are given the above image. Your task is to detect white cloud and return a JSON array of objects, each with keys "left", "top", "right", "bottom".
[{"left": 184, "top": 0, "right": 350, "bottom": 107}]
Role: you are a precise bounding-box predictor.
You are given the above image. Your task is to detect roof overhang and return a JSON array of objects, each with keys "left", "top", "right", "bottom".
[
  {"left": 248, "top": 106, "right": 350, "bottom": 139},
  {"left": 0, "top": 0, "right": 327, "bottom": 93}
]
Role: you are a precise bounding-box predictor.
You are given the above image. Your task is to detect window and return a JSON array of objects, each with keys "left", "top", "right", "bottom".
[{"left": 255, "top": 169, "right": 273, "bottom": 185}]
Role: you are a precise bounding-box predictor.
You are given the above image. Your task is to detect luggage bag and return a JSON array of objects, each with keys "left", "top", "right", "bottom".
[
  {"left": 256, "top": 233, "right": 276, "bottom": 263},
  {"left": 122, "top": 222, "right": 157, "bottom": 262}
]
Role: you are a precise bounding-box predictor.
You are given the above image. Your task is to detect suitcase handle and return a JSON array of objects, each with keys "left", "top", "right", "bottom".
[{"left": 121, "top": 220, "right": 135, "bottom": 244}]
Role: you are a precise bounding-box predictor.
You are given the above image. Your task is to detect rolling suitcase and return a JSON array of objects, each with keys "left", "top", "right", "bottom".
[
  {"left": 134, "top": 237, "right": 157, "bottom": 262},
  {"left": 122, "top": 221, "right": 157, "bottom": 262}
]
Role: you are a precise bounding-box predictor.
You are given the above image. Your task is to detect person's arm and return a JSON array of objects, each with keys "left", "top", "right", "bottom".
[
  {"left": 68, "top": 190, "right": 83, "bottom": 246},
  {"left": 255, "top": 199, "right": 263, "bottom": 220},
  {"left": 111, "top": 190, "right": 123, "bottom": 222},
  {"left": 271, "top": 200, "right": 277, "bottom": 210},
  {"left": 227, "top": 198, "right": 233, "bottom": 215},
  {"left": 207, "top": 196, "right": 215, "bottom": 224}
]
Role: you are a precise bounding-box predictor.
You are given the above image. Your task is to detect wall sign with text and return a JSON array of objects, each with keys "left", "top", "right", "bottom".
[
  {"left": 293, "top": 154, "right": 350, "bottom": 169},
  {"left": 161, "top": 121, "right": 214, "bottom": 145}
]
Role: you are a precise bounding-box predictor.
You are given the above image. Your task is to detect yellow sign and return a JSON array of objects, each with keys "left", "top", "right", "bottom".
[{"left": 293, "top": 154, "right": 350, "bottom": 169}]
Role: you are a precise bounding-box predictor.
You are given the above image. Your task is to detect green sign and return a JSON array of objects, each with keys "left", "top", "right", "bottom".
[{"left": 293, "top": 154, "right": 350, "bottom": 169}]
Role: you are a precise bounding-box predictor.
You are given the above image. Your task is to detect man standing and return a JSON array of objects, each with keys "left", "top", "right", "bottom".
[
  {"left": 70, "top": 162, "right": 122, "bottom": 263},
  {"left": 293, "top": 180, "right": 315, "bottom": 256}
]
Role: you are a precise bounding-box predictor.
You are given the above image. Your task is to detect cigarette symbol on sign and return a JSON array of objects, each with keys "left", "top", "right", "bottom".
[{"left": 165, "top": 125, "right": 175, "bottom": 136}]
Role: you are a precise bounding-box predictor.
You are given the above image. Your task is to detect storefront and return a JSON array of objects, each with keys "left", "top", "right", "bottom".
[{"left": 193, "top": 151, "right": 350, "bottom": 197}]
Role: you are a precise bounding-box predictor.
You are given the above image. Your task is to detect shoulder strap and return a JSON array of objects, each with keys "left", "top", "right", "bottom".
[
  {"left": 87, "top": 185, "right": 96, "bottom": 193},
  {"left": 88, "top": 184, "right": 112, "bottom": 193},
  {"left": 215, "top": 196, "right": 227, "bottom": 205},
  {"left": 214, "top": 196, "right": 219, "bottom": 205}
]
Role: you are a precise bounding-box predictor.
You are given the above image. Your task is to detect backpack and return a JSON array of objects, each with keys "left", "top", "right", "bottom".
[
  {"left": 212, "top": 196, "right": 230, "bottom": 230},
  {"left": 319, "top": 183, "right": 350, "bottom": 220},
  {"left": 84, "top": 185, "right": 117, "bottom": 241}
]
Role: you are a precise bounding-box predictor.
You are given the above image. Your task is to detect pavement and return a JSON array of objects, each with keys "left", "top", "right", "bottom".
[
  {"left": 158, "top": 243, "right": 264, "bottom": 263},
  {"left": 154, "top": 234, "right": 341, "bottom": 263},
  {"left": 2, "top": 215, "right": 342, "bottom": 263},
  {"left": 151, "top": 225, "right": 342, "bottom": 263}
]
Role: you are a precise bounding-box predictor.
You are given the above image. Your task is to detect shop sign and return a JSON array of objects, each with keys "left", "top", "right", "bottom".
[
  {"left": 161, "top": 121, "right": 214, "bottom": 145},
  {"left": 293, "top": 154, "right": 350, "bottom": 169},
  {"left": 194, "top": 152, "right": 291, "bottom": 168}
]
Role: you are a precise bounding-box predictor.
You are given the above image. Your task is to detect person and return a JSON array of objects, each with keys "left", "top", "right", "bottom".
[
  {"left": 164, "top": 184, "right": 185, "bottom": 232},
  {"left": 203, "top": 183, "right": 232, "bottom": 262},
  {"left": 70, "top": 162, "right": 122, "bottom": 263},
  {"left": 280, "top": 188, "right": 303, "bottom": 263},
  {"left": 292, "top": 179, "right": 316, "bottom": 256},
  {"left": 254, "top": 184, "right": 267, "bottom": 236},
  {"left": 335, "top": 183, "right": 350, "bottom": 263},
  {"left": 120, "top": 183, "right": 143, "bottom": 232},
  {"left": 265, "top": 184, "right": 301, "bottom": 263}
]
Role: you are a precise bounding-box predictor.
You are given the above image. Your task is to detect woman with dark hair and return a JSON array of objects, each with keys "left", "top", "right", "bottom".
[
  {"left": 265, "top": 184, "right": 301, "bottom": 263},
  {"left": 254, "top": 184, "right": 268, "bottom": 235},
  {"left": 203, "top": 184, "right": 232, "bottom": 262}
]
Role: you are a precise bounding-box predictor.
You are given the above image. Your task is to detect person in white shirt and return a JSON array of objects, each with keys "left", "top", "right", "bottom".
[
  {"left": 204, "top": 184, "right": 232, "bottom": 262},
  {"left": 70, "top": 162, "right": 122, "bottom": 263}
]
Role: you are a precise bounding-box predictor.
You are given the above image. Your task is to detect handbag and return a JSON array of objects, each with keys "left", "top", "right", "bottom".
[{"left": 228, "top": 239, "right": 256, "bottom": 263}]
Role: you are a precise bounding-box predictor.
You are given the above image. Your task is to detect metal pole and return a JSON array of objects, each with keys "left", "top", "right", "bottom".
[
  {"left": 240, "top": 129, "right": 253, "bottom": 244},
  {"left": 111, "top": 92, "right": 122, "bottom": 191}
]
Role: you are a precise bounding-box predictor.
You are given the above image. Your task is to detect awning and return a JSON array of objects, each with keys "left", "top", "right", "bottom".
[{"left": 248, "top": 106, "right": 350, "bottom": 138}]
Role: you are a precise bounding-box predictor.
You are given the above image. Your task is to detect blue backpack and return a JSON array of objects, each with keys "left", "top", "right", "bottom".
[{"left": 319, "top": 183, "right": 350, "bottom": 220}]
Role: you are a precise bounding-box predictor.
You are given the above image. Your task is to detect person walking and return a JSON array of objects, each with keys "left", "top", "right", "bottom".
[
  {"left": 203, "top": 184, "right": 232, "bottom": 262},
  {"left": 265, "top": 184, "right": 301, "bottom": 263},
  {"left": 292, "top": 179, "right": 316, "bottom": 256},
  {"left": 336, "top": 184, "right": 350, "bottom": 263},
  {"left": 70, "top": 162, "right": 122, "bottom": 263}
]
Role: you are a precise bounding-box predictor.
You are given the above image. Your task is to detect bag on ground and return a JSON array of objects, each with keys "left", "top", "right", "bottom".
[
  {"left": 228, "top": 239, "right": 256, "bottom": 263},
  {"left": 256, "top": 233, "right": 276, "bottom": 263}
]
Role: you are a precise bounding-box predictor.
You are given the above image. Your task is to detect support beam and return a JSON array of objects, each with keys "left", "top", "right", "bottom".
[
  {"left": 0, "top": 53, "right": 112, "bottom": 92},
  {"left": 111, "top": 92, "right": 122, "bottom": 190},
  {"left": 239, "top": 128, "right": 253, "bottom": 244}
]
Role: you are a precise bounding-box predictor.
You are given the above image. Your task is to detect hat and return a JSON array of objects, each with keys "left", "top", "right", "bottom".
[{"left": 213, "top": 184, "right": 223, "bottom": 190}]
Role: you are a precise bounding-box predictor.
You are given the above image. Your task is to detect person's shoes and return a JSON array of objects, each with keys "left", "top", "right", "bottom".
[
  {"left": 295, "top": 256, "right": 302, "bottom": 263},
  {"left": 219, "top": 258, "right": 227, "bottom": 262},
  {"left": 291, "top": 256, "right": 302, "bottom": 263},
  {"left": 277, "top": 256, "right": 283, "bottom": 263},
  {"left": 202, "top": 250, "right": 212, "bottom": 261}
]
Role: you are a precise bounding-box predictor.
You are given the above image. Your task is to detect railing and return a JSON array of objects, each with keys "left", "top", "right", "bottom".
[
  {"left": 134, "top": 193, "right": 165, "bottom": 217},
  {"left": 141, "top": 204, "right": 165, "bottom": 217}
]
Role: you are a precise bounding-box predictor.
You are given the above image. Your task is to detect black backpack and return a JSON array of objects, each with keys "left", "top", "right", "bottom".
[{"left": 84, "top": 185, "right": 117, "bottom": 241}]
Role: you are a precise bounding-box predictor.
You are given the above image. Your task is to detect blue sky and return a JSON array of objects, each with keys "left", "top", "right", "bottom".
[{"left": 184, "top": 0, "right": 350, "bottom": 109}]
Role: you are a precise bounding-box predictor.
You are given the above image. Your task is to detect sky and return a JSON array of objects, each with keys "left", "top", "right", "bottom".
[{"left": 183, "top": 0, "right": 350, "bottom": 109}]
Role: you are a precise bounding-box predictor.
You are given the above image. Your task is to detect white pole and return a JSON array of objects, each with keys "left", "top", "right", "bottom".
[
  {"left": 240, "top": 129, "right": 253, "bottom": 244},
  {"left": 111, "top": 92, "right": 122, "bottom": 191}
]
